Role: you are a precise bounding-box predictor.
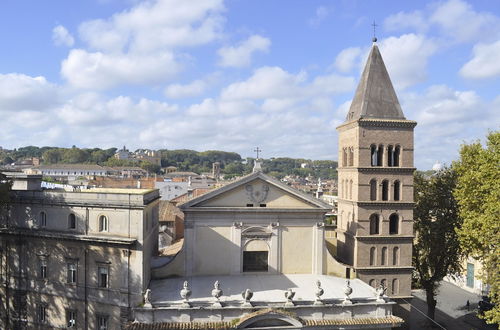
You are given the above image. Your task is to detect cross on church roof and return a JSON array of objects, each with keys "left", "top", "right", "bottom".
[
  {"left": 372, "top": 21, "right": 378, "bottom": 42},
  {"left": 254, "top": 147, "right": 262, "bottom": 159}
]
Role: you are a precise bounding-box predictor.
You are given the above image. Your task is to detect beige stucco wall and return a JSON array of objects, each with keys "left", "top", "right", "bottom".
[
  {"left": 281, "top": 227, "right": 313, "bottom": 274},
  {"left": 193, "top": 226, "right": 235, "bottom": 275}
]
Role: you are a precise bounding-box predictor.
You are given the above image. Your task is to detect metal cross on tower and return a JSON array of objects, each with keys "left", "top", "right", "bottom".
[
  {"left": 254, "top": 147, "right": 262, "bottom": 159},
  {"left": 372, "top": 21, "right": 378, "bottom": 42}
]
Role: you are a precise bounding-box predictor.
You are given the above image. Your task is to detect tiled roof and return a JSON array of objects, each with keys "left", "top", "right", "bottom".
[
  {"left": 159, "top": 201, "right": 184, "bottom": 222},
  {"left": 124, "top": 316, "right": 404, "bottom": 329}
]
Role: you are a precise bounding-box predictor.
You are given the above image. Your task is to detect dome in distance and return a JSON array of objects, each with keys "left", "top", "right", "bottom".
[{"left": 432, "top": 161, "right": 443, "bottom": 172}]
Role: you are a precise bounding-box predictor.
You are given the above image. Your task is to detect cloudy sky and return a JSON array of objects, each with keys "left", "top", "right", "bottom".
[{"left": 0, "top": 0, "right": 499, "bottom": 169}]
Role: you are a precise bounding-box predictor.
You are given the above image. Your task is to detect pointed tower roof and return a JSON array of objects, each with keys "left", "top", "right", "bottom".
[{"left": 345, "top": 42, "right": 405, "bottom": 121}]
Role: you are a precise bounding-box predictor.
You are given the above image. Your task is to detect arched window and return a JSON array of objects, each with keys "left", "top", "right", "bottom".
[
  {"left": 377, "top": 144, "right": 384, "bottom": 166},
  {"left": 381, "top": 279, "right": 387, "bottom": 289},
  {"left": 370, "top": 145, "right": 377, "bottom": 166},
  {"left": 369, "top": 279, "right": 377, "bottom": 288},
  {"left": 393, "top": 247, "right": 399, "bottom": 265},
  {"left": 348, "top": 147, "right": 354, "bottom": 166},
  {"left": 394, "top": 180, "right": 400, "bottom": 201},
  {"left": 369, "top": 214, "right": 380, "bottom": 235},
  {"left": 392, "top": 279, "right": 399, "bottom": 295},
  {"left": 388, "top": 145, "right": 394, "bottom": 166},
  {"left": 394, "top": 145, "right": 401, "bottom": 166},
  {"left": 39, "top": 211, "right": 47, "bottom": 227},
  {"left": 349, "top": 180, "right": 353, "bottom": 199},
  {"left": 382, "top": 180, "right": 389, "bottom": 201},
  {"left": 381, "top": 247, "right": 388, "bottom": 265},
  {"left": 68, "top": 213, "right": 76, "bottom": 229},
  {"left": 347, "top": 212, "right": 351, "bottom": 229},
  {"left": 370, "top": 247, "right": 376, "bottom": 266},
  {"left": 389, "top": 214, "right": 399, "bottom": 235},
  {"left": 342, "top": 148, "right": 347, "bottom": 167},
  {"left": 370, "top": 179, "right": 377, "bottom": 201},
  {"left": 99, "top": 215, "right": 108, "bottom": 232}
]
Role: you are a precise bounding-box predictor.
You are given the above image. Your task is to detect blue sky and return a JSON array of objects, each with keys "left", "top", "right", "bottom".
[{"left": 0, "top": 0, "right": 499, "bottom": 169}]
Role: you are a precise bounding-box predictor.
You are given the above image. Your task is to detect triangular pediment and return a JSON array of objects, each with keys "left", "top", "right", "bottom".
[{"left": 180, "top": 172, "right": 330, "bottom": 210}]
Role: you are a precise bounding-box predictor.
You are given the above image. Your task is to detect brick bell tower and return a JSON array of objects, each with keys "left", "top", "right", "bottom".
[{"left": 335, "top": 39, "right": 417, "bottom": 319}]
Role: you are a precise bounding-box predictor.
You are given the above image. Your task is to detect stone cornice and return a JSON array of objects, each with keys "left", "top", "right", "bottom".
[
  {"left": 336, "top": 118, "right": 417, "bottom": 131},
  {"left": 337, "top": 167, "right": 416, "bottom": 173},
  {"left": 0, "top": 227, "right": 137, "bottom": 247},
  {"left": 355, "top": 235, "right": 414, "bottom": 241},
  {"left": 337, "top": 199, "right": 415, "bottom": 208},
  {"left": 355, "top": 266, "right": 414, "bottom": 271},
  {"left": 184, "top": 207, "right": 329, "bottom": 214}
]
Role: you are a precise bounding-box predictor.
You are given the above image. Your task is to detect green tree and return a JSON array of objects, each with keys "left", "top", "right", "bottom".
[
  {"left": 454, "top": 131, "right": 500, "bottom": 324},
  {"left": 42, "top": 149, "right": 62, "bottom": 164},
  {"left": 413, "top": 168, "right": 463, "bottom": 320}
]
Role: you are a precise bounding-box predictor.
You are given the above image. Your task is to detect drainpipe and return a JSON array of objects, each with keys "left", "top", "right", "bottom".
[{"left": 84, "top": 248, "right": 88, "bottom": 329}]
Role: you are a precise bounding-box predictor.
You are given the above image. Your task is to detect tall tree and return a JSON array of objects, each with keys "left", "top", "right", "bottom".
[
  {"left": 413, "top": 168, "right": 463, "bottom": 320},
  {"left": 454, "top": 131, "right": 500, "bottom": 324}
]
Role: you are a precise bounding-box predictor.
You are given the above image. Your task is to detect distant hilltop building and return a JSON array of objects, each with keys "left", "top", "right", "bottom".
[{"left": 114, "top": 146, "right": 161, "bottom": 166}]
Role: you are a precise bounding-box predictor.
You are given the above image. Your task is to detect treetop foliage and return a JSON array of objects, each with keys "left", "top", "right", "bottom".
[{"left": 454, "top": 131, "right": 500, "bottom": 324}]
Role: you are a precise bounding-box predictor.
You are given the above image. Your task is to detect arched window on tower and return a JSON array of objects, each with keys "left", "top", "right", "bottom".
[
  {"left": 369, "top": 214, "right": 380, "bottom": 235},
  {"left": 394, "top": 180, "right": 401, "bottom": 201},
  {"left": 392, "top": 279, "right": 399, "bottom": 295},
  {"left": 394, "top": 145, "right": 401, "bottom": 167},
  {"left": 388, "top": 145, "right": 394, "bottom": 166},
  {"left": 382, "top": 180, "right": 389, "bottom": 201},
  {"left": 349, "top": 180, "right": 353, "bottom": 199},
  {"left": 342, "top": 148, "right": 347, "bottom": 167},
  {"left": 381, "top": 278, "right": 387, "bottom": 289},
  {"left": 369, "top": 279, "right": 377, "bottom": 288},
  {"left": 393, "top": 247, "right": 400, "bottom": 265},
  {"left": 348, "top": 147, "right": 354, "bottom": 166},
  {"left": 381, "top": 247, "right": 388, "bottom": 265},
  {"left": 377, "top": 144, "right": 384, "bottom": 166},
  {"left": 370, "top": 145, "right": 377, "bottom": 166},
  {"left": 99, "top": 215, "right": 108, "bottom": 232},
  {"left": 370, "top": 247, "right": 376, "bottom": 266},
  {"left": 389, "top": 214, "right": 399, "bottom": 235},
  {"left": 370, "top": 179, "right": 377, "bottom": 201}
]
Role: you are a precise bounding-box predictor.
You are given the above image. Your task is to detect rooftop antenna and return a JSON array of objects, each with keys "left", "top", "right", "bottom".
[{"left": 372, "top": 21, "right": 378, "bottom": 42}]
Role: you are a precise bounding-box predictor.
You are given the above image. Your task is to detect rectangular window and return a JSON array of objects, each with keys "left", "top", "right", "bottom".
[
  {"left": 243, "top": 251, "right": 268, "bottom": 272},
  {"left": 38, "top": 304, "right": 47, "bottom": 323},
  {"left": 67, "top": 262, "right": 77, "bottom": 284},
  {"left": 98, "top": 266, "right": 108, "bottom": 288},
  {"left": 97, "top": 315, "right": 108, "bottom": 330},
  {"left": 66, "top": 310, "right": 77, "bottom": 328},
  {"left": 39, "top": 259, "right": 47, "bottom": 279}
]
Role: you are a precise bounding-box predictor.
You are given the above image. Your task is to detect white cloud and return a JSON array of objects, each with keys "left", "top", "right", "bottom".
[
  {"left": 384, "top": 0, "right": 500, "bottom": 44},
  {"left": 309, "top": 6, "right": 330, "bottom": 27},
  {"left": 52, "top": 25, "right": 75, "bottom": 47},
  {"left": 378, "top": 34, "right": 437, "bottom": 89},
  {"left": 61, "top": 49, "right": 180, "bottom": 89},
  {"left": 400, "top": 84, "right": 499, "bottom": 169},
  {"left": 429, "top": 0, "right": 499, "bottom": 43},
  {"left": 78, "top": 0, "right": 225, "bottom": 53},
  {"left": 217, "top": 35, "right": 271, "bottom": 68},
  {"left": 0, "top": 73, "right": 59, "bottom": 111},
  {"left": 333, "top": 47, "right": 362, "bottom": 73},
  {"left": 165, "top": 80, "right": 207, "bottom": 99},
  {"left": 460, "top": 40, "right": 500, "bottom": 79},
  {"left": 384, "top": 10, "right": 428, "bottom": 33},
  {"left": 61, "top": 0, "right": 225, "bottom": 89}
]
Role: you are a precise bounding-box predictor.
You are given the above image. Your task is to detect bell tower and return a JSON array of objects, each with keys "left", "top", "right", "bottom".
[{"left": 336, "top": 40, "right": 417, "bottom": 317}]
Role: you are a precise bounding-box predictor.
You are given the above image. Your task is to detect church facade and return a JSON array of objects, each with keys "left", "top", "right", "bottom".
[
  {"left": 132, "top": 169, "right": 404, "bottom": 329},
  {"left": 336, "top": 41, "right": 417, "bottom": 317}
]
